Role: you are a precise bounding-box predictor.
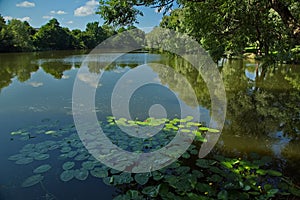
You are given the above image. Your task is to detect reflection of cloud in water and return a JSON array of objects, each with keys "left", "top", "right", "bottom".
[
  {"left": 153, "top": 77, "right": 161, "bottom": 83},
  {"left": 62, "top": 75, "right": 69, "bottom": 79},
  {"left": 64, "top": 105, "right": 100, "bottom": 115},
  {"left": 78, "top": 73, "right": 101, "bottom": 88},
  {"left": 28, "top": 106, "right": 49, "bottom": 112},
  {"left": 27, "top": 82, "right": 43, "bottom": 87}
]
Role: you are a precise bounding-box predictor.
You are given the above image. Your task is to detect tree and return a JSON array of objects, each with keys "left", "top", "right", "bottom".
[
  {"left": 33, "top": 18, "right": 73, "bottom": 50},
  {"left": 0, "top": 15, "right": 13, "bottom": 52},
  {"left": 97, "top": 0, "right": 300, "bottom": 62},
  {"left": 6, "top": 19, "right": 34, "bottom": 51}
]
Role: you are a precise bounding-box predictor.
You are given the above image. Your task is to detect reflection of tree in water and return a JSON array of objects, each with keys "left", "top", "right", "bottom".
[
  {"left": 148, "top": 54, "right": 211, "bottom": 108},
  {"left": 223, "top": 60, "right": 300, "bottom": 139},
  {"left": 145, "top": 54, "right": 300, "bottom": 163},
  {"left": 87, "top": 62, "right": 139, "bottom": 74},
  {"left": 0, "top": 51, "right": 87, "bottom": 91},
  {"left": 41, "top": 62, "right": 72, "bottom": 79},
  {"left": 0, "top": 53, "right": 39, "bottom": 91}
]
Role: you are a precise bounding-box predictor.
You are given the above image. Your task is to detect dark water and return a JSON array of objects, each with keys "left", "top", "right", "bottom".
[{"left": 0, "top": 51, "right": 299, "bottom": 199}]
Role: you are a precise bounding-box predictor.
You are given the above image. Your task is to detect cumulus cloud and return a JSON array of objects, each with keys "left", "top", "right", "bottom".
[
  {"left": 42, "top": 15, "right": 53, "bottom": 19},
  {"left": 78, "top": 73, "right": 100, "bottom": 88},
  {"left": 66, "top": 21, "right": 73, "bottom": 24},
  {"left": 27, "top": 82, "right": 43, "bottom": 87},
  {"left": 19, "top": 16, "right": 31, "bottom": 21},
  {"left": 4, "top": 16, "right": 31, "bottom": 22},
  {"left": 3, "top": 16, "right": 13, "bottom": 21},
  {"left": 16, "top": 1, "right": 35, "bottom": 7},
  {"left": 74, "top": 0, "right": 99, "bottom": 17},
  {"left": 50, "top": 10, "right": 67, "bottom": 15}
]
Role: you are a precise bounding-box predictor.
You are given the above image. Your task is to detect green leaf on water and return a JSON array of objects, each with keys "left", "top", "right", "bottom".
[
  {"left": 142, "top": 185, "right": 160, "bottom": 197},
  {"left": 217, "top": 190, "right": 228, "bottom": 200},
  {"left": 33, "top": 164, "right": 51, "bottom": 174},
  {"left": 21, "top": 174, "right": 44, "bottom": 187},
  {"left": 267, "top": 170, "right": 282, "bottom": 177},
  {"left": 90, "top": 167, "right": 108, "bottom": 178},
  {"left": 134, "top": 173, "right": 150, "bottom": 185},
  {"left": 62, "top": 161, "right": 75, "bottom": 170}
]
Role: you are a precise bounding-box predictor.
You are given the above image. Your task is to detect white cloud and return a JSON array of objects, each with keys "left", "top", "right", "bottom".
[
  {"left": 50, "top": 10, "right": 67, "bottom": 15},
  {"left": 4, "top": 16, "right": 31, "bottom": 22},
  {"left": 18, "top": 16, "right": 31, "bottom": 21},
  {"left": 27, "top": 82, "right": 43, "bottom": 87},
  {"left": 74, "top": 0, "right": 99, "bottom": 17},
  {"left": 3, "top": 16, "right": 13, "bottom": 21},
  {"left": 78, "top": 73, "right": 99, "bottom": 88},
  {"left": 62, "top": 75, "right": 70, "bottom": 79},
  {"left": 42, "top": 15, "right": 53, "bottom": 19},
  {"left": 16, "top": 1, "right": 35, "bottom": 8},
  {"left": 67, "top": 21, "right": 73, "bottom": 24}
]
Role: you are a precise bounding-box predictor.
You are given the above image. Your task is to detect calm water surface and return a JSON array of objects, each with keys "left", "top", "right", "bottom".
[{"left": 0, "top": 51, "right": 299, "bottom": 199}]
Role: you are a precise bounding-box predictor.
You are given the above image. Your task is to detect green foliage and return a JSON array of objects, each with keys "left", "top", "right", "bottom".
[
  {"left": 0, "top": 17, "right": 34, "bottom": 52},
  {"left": 33, "top": 19, "right": 74, "bottom": 50},
  {"left": 0, "top": 15, "right": 140, "bottom": 52},
  {"left": 97, "top": 0, "right": 300, "bottom": 63},
  {"left": 7, "top": 113, "right": 300, "bottom": 199}
]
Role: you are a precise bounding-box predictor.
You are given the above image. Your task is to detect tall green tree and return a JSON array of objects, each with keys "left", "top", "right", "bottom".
[
  {"left": 0, "top": 15, "right": 13, "bottom": 52},
  {"left": 33, "top": 18, "right": 73, "bottom": 50},
  {"left": 97, "top": 0, "right": 300, "bottom": 62},
  {"left": 6, "top": 19, "right": 34, "bottom": 51}
]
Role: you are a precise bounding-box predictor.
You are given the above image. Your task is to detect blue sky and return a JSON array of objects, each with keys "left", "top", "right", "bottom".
[{"left": 0, "top": 0, "right": 164, "bottom": 30}]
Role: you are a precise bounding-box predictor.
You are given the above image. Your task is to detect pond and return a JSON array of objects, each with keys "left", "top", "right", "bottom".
[{"left": 0, "top": 50, "right": 300, "bottom": 199}]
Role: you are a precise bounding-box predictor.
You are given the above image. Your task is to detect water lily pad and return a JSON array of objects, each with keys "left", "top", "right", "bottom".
[
  {"left": 33, "top": 164, "right": 51, "bottom": 173},
  {"left": 67, "top": 151, "right": 77, "bottom": 158},
  {"left": 34, "top": 154, "right": 50, "bottom": 161},
  {"left": 58, "top": 154, "right": 68, "bottom": 160},
  {"left": 152, "top": 171, "right": 164, "bottom": 181},
  {"left": 27, "top": 152, "right": 41, "bottom": 158},
  {"left": 60, "top": 146, "right": 72, "bottom": 153},
  {"left": 134, "top": 173, "right": 150, "bottom": 185},
  {"left": 60, "top": 170, "right": 74, "bottom": 182},
  {"left": 113, "top": 172, "right": 133, "bottom": 185},
  {"left": 15, "top": 157, "right": 33, "bottom": 165},
  {"left": 8, "top": 154, "right": 24, "bottom": 161},
  {"left": 90, "top": 167, "right": 108, "bottom": 178},
  {"left": 62, "top": 161, "right": 75, "bottom": 170},
  {"left": 142, "top": 185, "right": 160, "bottom": 197},
  {"left": 21, "top": 174, "right": 44, "bottom": 187},
  {"left": 82, "top": 161, "right": 95, "bottom": 170},
  {"left": 75, "top": 153, "right": 89, "bottom": 161},
  {"left": 48, "top": 144, "right": 60, "bottom": 150},
  {"left": 45, "top": 130, "right": 57, "bottom": 135},
  {"left": 74, "top": 169, "right": 89, "bottom": 181}
]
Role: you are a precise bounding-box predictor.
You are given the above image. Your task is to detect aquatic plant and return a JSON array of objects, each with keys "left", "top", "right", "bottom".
[{"left": 7, "top": 117, "right": 300, "bottom": 199}]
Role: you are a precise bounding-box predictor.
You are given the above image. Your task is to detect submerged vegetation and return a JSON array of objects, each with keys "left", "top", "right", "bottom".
[{"left": 8, "top": 117, "right": 300, "bottom": 199}]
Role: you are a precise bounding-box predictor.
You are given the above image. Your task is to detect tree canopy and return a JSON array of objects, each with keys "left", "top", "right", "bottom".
[
  {"left": 0, "top": 15, "right": 133, "bottom": 52},
  {"left": 98, "top": 0, "right": 300, "bottom": 62}
]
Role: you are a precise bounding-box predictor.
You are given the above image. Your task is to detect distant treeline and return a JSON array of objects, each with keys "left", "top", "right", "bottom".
[{"left": 0, "top": 15, "right": 145, "bottom": 52}]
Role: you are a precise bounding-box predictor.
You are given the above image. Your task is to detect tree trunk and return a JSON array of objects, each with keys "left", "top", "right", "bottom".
[{"left": 269, "top": 0, "right": 300, "bottom": 43}]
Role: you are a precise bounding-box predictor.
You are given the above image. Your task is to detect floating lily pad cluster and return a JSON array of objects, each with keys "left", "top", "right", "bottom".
[
  {"left": 105, "top": 116, "right": 214, "bottom": 152},
  {"left": 8, "top": 118, "right": 300, "bottom": 199},
  {"left": 112, "top": 154, "right": 300, "bottom": 200},
  {"left": 8, "top": 117, "right": 211, "bottom": 188},
  {"left": 10, "top": 120, "right": 72, "bottom": 140}
]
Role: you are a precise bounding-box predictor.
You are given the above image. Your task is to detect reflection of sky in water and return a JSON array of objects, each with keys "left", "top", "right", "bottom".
[
  {"left": 270, "top": 131, "right": 291, "bottom": 158},
  {"left": 36, "top": 53, "right": 162, "bottom": 67},
  {"left": 245, "top": 69, "right": 256, "bottom": 81}
]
